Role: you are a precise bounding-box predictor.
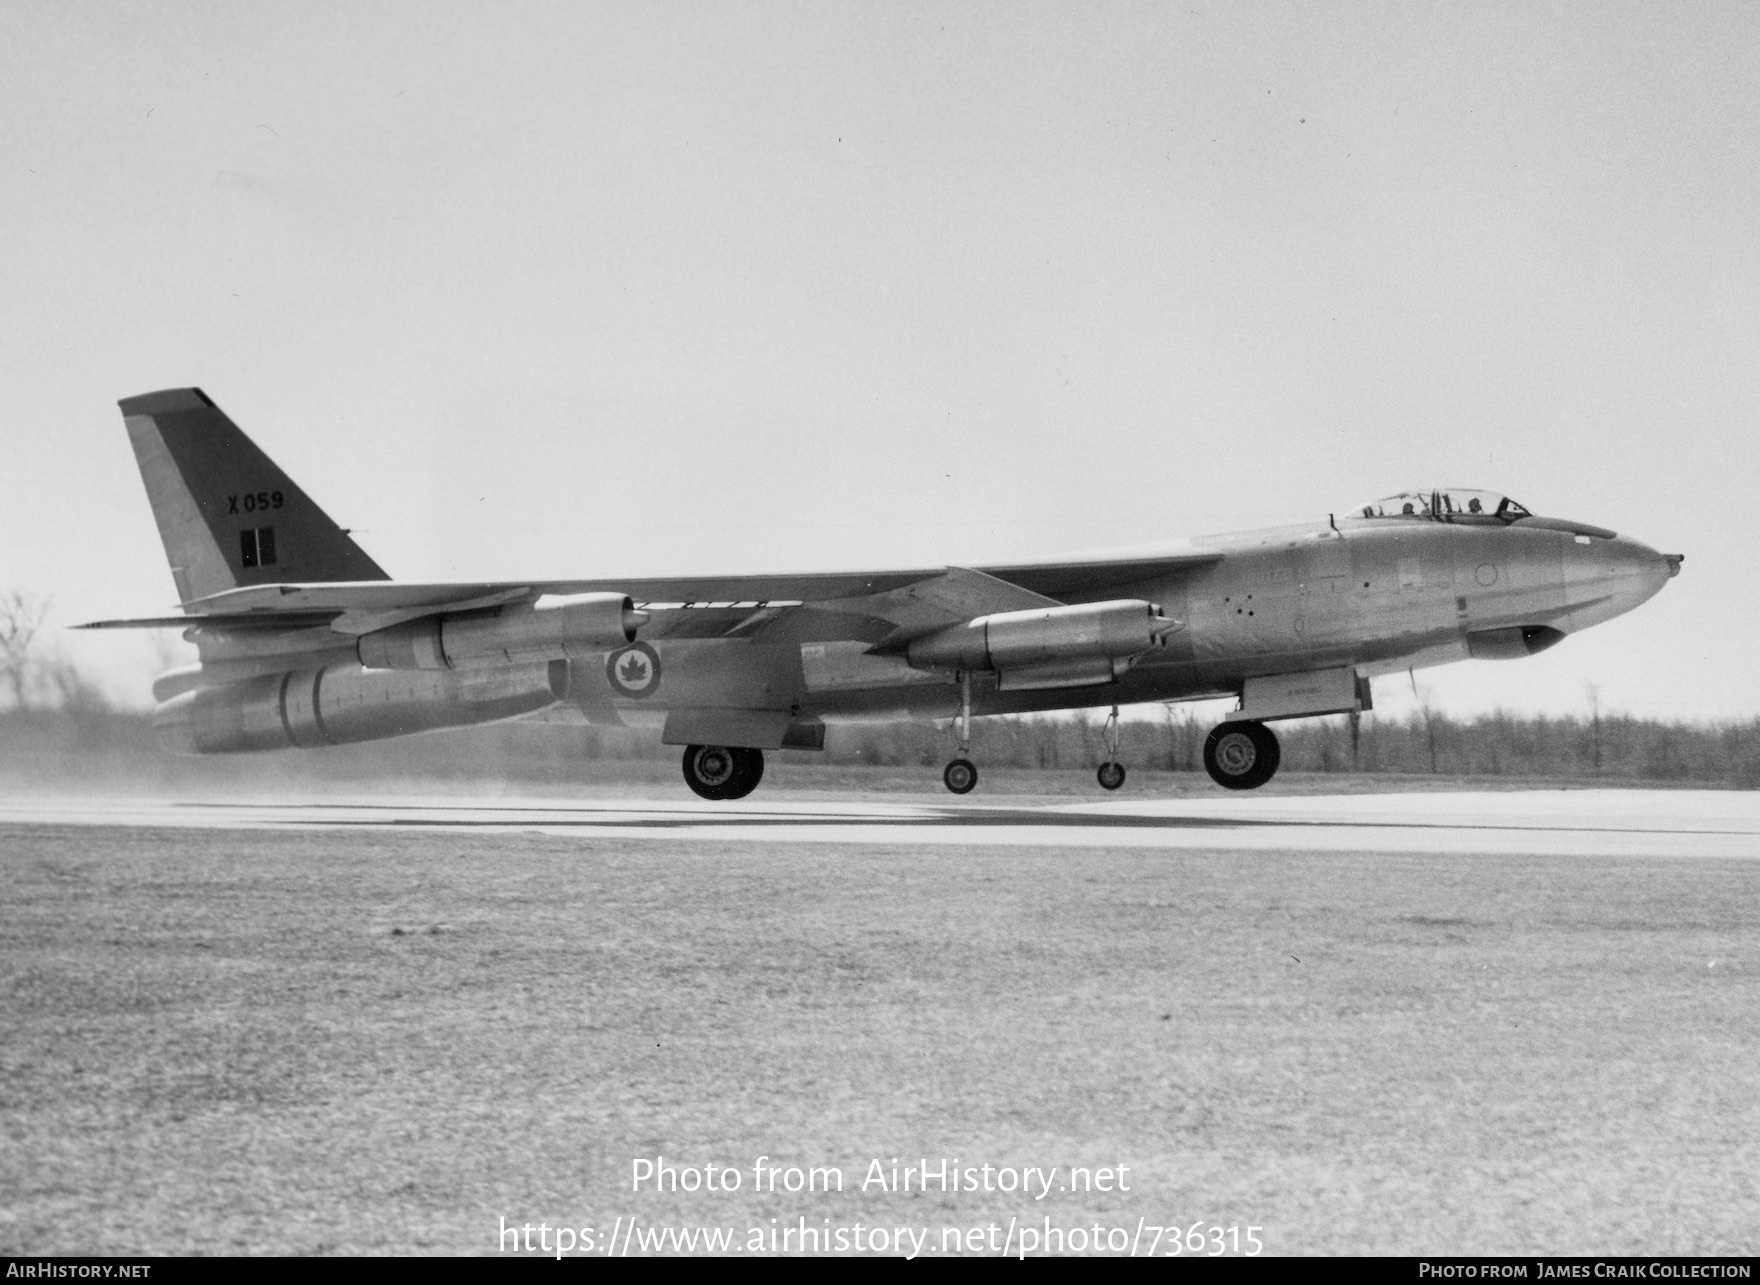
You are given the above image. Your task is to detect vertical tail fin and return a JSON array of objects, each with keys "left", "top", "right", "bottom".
[{"left": 119, "top": 388, "right": 389, "bottom": 603}]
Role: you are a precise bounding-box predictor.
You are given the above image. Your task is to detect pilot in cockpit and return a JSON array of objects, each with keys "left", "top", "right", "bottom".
[{"left": 1353, "top": 490, "right": 1531, "bottom": 523}]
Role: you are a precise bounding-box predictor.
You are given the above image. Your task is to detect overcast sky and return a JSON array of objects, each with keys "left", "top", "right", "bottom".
[{"left": 3, "top": 2, "right": 1755, "bottom": 720}]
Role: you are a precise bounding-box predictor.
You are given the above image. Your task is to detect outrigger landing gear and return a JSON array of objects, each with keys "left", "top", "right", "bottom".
[
  {"left": 1096, "top": 705, "right": 1126, "bottom": 791},
  {"left": 943, "top": 672, "right": 978, "bottom": 795},
  {"left": 681, "top": 744, "right": 765, "bottom": 800},
  {"left": 1202, "top": 721, "right": 1280, "bottom": 790}
]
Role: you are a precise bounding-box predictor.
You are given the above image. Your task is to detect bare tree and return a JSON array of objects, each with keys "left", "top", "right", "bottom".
[
  {"left": 1163, "top": 701, "right": 1201, "bottom": 771},
  {"left": 1161, "top": 702, "right": 1179, "bottom": 769},
  {"left": 46, "top": 653, "right": 108, "bottom": 713},
  {"left": 1410, "top": 668, "right": 1440, "bottom": 774},
  {"left": 1585, "top": 681, "right": 1603, "bottom": 773},
  {"left": 0, "top": 589, "right": 50, "bottom": 710}
]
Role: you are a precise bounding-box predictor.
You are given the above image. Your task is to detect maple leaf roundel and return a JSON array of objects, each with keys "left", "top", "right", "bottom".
[{"left": 605, "top": 641, "right": 662, "bottom": 699}]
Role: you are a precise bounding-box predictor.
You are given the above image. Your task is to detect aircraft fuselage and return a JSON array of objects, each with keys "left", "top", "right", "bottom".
[
  {"left": 777, "top": 515, "right": 1675, "bottom": 725},
  {"left": 95, "top": 389, "right": 1679, "bottom": 795}
]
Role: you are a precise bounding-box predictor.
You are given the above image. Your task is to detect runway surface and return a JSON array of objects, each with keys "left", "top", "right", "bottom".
[
  {"left": 5, "top": 787, "right": 1757, "bottom": 858},
  {"left": 8, "top": 787, "right": 1759, "bottom": 1255}
]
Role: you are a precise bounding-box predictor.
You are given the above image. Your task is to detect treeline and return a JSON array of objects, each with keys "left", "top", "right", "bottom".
[
  {"left": 822, "top": 707, "right": 1760, "bottom": 786},
  {"left": 4, "top": 705, "right": 1759, "bottom": 788},
  {"left": 5, "top": 587, "right": 1754, "bottom": 787}
]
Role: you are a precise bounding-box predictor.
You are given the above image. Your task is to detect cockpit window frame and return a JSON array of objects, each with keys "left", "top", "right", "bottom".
[{"left": 1350, "top": 489, "right": 1532, "bottom": 526}]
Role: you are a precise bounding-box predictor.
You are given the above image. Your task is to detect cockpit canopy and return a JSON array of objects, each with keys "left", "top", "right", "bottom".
[{"left": 1350, "top": 489, "right": 1532, "bottom": 524}]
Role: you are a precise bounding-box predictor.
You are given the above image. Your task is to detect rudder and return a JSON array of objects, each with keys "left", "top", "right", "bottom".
[{"left": 119, "top": 388, "right": 389, "bottom": 603}]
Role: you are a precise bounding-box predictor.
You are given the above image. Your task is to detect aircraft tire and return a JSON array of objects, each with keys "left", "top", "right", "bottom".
[
  {"left": 1203, "top": 721, "right": 1280, "bottom": 790},
  {"left": 682, "top": 744, "right": 739, "bottom": 800},
  {"left": 1097, "top": 761, "right": 1126, "bottom": 791},
  {"left": 943, "top": 758, "right": 978, "bottom": 794},
  {"left": 723, "top": 747, "right": 764, "bottom": 800}
]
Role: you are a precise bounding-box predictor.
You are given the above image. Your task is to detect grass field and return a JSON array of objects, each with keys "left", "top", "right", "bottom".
[{"left": 3, "top": 807, "right": 1758, "bottom": 1256}]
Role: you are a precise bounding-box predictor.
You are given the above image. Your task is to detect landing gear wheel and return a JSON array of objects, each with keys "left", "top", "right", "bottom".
[
  {"left": 682, "top": 744, "right": 736, "bottom": 799},
  {"left": 943, "top": 758, "right": 978, "bottom": 795},
  {"left": 681, "top": 744, "right": 764, "bottom": 800},
  {"left": 1097, "top": 761, "right": 1126, "bottom": 791},
  {"left": 723, "top": 747, "right": 764, "bottom": 800},
  {"left": 1203, "top": 721, "right": 1280, "bottom": 790}
]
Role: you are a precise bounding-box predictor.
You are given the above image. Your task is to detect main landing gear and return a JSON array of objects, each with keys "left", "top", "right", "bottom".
[
  {"left": 943, "top": 673, "right": 978, "bottom": 794},
  {"left": 681, "top": 744, "right": 765, "bottom": 800},
  {"left": 1203, "top": 720, "right": 1281, "bottom": 790}
]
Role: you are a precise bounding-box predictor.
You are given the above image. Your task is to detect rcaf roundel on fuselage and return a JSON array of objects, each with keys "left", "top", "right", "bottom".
[{"left": 606, "top": 641, "right": 662, "bottom": 699}]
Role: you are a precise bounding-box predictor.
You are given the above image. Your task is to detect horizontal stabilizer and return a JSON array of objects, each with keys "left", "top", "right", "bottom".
[{"left": 74, "top": 612, "right": 342, "bottom": 631}]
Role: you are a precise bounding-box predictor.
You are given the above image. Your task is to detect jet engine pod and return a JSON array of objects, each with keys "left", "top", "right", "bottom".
[
  {"left": 154, "top": 662, "right": 561, "bottom": 754},
  {"left": 907, "top": 599, "right": 1176, "bottom": 683},
  {"left": 358, "top": 592, "right": 647, "bottom": 670}
]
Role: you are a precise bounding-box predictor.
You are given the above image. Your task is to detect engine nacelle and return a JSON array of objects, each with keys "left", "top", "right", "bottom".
[
  {"left": 906, "top": 599, "right": 1174, "bottom": 686},
  {"left": 153, "top": 661, "right": 564, "bottom": 755},
  {"left": 356, "top": 592, "right": 645, "bottom": 671}
]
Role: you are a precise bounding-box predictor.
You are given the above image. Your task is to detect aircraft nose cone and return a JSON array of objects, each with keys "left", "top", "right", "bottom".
[
  {"left": 1564, "top": 533, "right": 1672, "bottom": 629},
  {"left": 1614, "top": 536, "right": 1673, "bottom": 600}
]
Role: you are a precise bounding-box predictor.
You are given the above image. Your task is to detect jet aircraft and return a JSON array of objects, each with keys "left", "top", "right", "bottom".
[{"left": 84, "top": 389, "right": 1683, "bottom": 798}]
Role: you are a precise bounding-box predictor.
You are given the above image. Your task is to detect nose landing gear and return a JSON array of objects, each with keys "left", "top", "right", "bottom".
[
  {"left": 1203, "top": 720, "right": 1280, "bottom": 790},
  {"left": 943, "top": 758, "right": 978, "bottom": 794},
  {"left": 1096, "top": 705, "right": 1126, "bottom": 790},
  {"left": 942, "top": 672, "right": 979, "bottom": 794}
]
